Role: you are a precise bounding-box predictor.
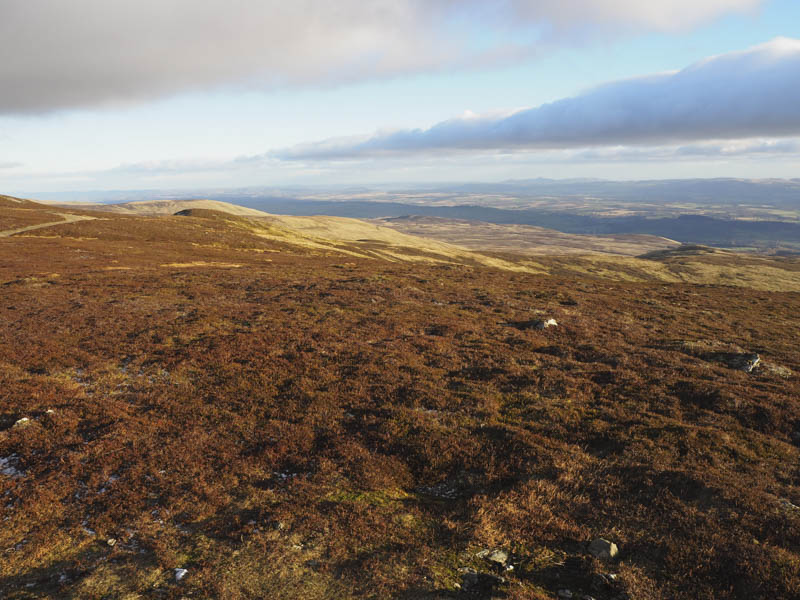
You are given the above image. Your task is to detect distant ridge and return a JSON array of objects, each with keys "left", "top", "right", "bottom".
[{"left": 83, "top": 198, "right": 273, "bottom": 217}]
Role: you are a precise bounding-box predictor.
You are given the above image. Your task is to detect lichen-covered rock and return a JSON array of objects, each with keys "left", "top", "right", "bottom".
[{"left": 485, "top": 549, "right": 509, "bottom": 567}]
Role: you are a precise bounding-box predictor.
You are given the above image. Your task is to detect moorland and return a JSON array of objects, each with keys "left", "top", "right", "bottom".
[{"left": 1, "top": 194, "right": 799, "bottom": 599}]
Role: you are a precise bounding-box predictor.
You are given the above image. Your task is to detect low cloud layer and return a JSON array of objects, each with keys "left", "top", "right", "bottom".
[
  {"left": 0, "top": 0, "right": 761, "bottom": 114},
  {"left": 275, "top": 38, "right": 800, "bottom": 160}
]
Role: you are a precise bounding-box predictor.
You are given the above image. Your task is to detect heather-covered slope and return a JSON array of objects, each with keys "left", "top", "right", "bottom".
[{"left": 1, "top": 203, "right": 799, "bottom": 599}]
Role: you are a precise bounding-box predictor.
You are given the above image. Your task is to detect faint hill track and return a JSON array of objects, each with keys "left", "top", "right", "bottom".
[{"left": 0, "top": 213, "right": 96, "bottom": 237}]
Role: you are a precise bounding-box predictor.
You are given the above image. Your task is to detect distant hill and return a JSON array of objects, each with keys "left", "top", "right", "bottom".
[
  {"left": 75, "top": 198, "right": 273, "bottom": 217},
  {"left": 375, "top": 215, "right": 680, "bottom": 257},
  {"left": 32, "top": 177, "right": 800, "bottom": 251},
  {"left": 434, "top": 177, "right": 800, "bottom": 208},
  {"left": 0, "top": 194, "right": 47, "bottom": 209},
  {"left": 71, "top": 198, "right": 676, "bottom": 260},
  {"left": 219, "top": 199, "right": 800, "bottom": 252}
]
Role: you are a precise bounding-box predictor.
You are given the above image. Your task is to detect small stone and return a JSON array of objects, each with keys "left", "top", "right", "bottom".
[
  {"left": 588, "top": 538, "right": 619, "bottom": 560},
  {"left": 558, "top": 589, "right": 573, "bottom": 599},
  {"left": 106, "top": 538, "right": 116, "bottom": 547},
  {"left": 501, "top": 318, "right": 558, "bottom": 331},
  {"left": 174, "top": 568, "right": 188, "bottom": 582},
  {"left": 538, "top": 318, "right": 558, "bottom": 329},
  {"left": 582, "top": 596, "right": 596, "bottom": 600},
  {"left": 485, "top": 549, "right": 509, "bottom": 567},
  {"left": 13, "top": 417, "right": 30, "bottom": 428}
]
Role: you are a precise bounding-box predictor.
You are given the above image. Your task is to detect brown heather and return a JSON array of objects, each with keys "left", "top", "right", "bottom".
[{"left": 0, "top": 199, "right": 799, "bottom": 599}]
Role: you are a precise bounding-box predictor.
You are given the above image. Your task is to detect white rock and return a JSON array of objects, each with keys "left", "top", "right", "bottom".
[
  {"left": 174, "top": 568, "right": 188, "bottom": 582},
  {"left": 13, "top": 417, "right": 30, "bottom": 428}
]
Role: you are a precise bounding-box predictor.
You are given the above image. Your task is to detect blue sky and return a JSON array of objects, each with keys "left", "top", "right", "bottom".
[{"left": 1, "top": 0, "right": 799, "bottom": 195}]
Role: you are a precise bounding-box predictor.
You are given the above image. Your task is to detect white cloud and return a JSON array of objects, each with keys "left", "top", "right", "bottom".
[
  {"left": 274, "top": 38, "right": 800, "bottom": 159},
  {"left": 502, "top": 0, "right": 761, "bottom": 32},
  {"left": 547, "top": 138, "right": 800, "bottom": 163},
  {"left": 108, "top": 158, "right": 238, "bottom": 175},
  {"left": 0, "top": 0, "right": 762, "bottom": 114}
]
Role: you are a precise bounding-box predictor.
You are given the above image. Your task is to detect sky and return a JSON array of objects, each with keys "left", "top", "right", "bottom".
[{"left": 1, "top": 0, "right": 800, "bottom": 195}]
